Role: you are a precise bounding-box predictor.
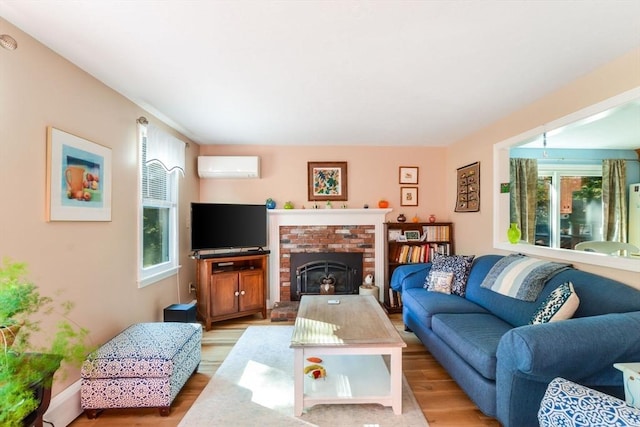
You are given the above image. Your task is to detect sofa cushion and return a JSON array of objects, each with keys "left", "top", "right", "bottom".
[
  {"left": 465, "top": 256, "right": 558, "bottom": 327},
  {"left": 403, "top": 287, "right": 489, "bottom": 329},
  {"left": 431, "top": 313, "right": 513, "bottom": 380},
  {"left": 530, "top": 282, "right": 579, "bottom": 324},
  {"left": 550, "top": 269, "right": 640, "bottom": 318},
  {"left": 425, "top": 253, "right": 475, "bottom": 296}
]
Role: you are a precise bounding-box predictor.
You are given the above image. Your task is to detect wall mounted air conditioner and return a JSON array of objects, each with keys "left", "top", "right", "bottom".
[{"left": 197, "top": 156, "right": 260, "bottom": 179}]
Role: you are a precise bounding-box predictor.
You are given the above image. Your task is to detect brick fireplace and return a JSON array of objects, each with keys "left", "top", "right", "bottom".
[{"left": 267, "top": 208, "right": 391, "bottom": 305}]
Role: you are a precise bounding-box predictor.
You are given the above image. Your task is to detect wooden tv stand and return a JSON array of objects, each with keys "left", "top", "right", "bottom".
[{"left": 195, "top": 252, "right": 268, "bottom": 330}]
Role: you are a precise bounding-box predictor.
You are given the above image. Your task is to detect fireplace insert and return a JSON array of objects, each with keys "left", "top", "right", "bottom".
[{"left": 290, "top": 252, "right": 363, "bottom": 301}]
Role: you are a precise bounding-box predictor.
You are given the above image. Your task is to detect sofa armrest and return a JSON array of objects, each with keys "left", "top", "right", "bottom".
[
  {"left": 497, "top": 311, "right": 640, "bottom": 382},
  {"left": 390, "top": 263, "right": 431, "bottom": 292}
]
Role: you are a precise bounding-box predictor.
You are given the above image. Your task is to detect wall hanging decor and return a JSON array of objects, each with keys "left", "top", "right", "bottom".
[
  {"left": 455, "top": 161, "right": 480, "bottom": 212},
  {"left": 400, "top": 187, "right": 418, "bottom": 206},
  {"left": 399, "top": 166, "right": 419, "bottom": 184},
  {"left": 46, "top": 127, "right": 112, "bottom": 221},
  {"left": 307, "top": 161, "right": 348, "bottom": 201}
]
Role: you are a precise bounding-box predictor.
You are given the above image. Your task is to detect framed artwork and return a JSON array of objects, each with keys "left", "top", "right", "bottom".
[
  {"left": 400, "top": 186, "right": 418, "bottom": 206},
  {"left": 404, "top": 230, "right": 421, "bottom": 241},
  {"left": 455, "top": 161, "right": 480, "bottom": 212},
  {"left": 388, "top": 229, "right": 403, "bottom": 241},
  {"left": 399, "top": 166, "right": 419, "bottom": 184},
  {"left": 307, "top": 161, "right": 348, "bottom": 201},
  {"left": 46, "top": 127, "right": 112, "bottom": 221}
]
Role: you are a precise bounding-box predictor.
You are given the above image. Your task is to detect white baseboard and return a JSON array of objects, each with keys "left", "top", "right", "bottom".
[{"left": 44, "top": 380, "right": 83, "bottom": 427}]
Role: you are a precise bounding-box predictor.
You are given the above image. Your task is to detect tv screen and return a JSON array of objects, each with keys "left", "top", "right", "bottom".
[{"left": 190, "top": 203, "right": 267, "bottom": 251}]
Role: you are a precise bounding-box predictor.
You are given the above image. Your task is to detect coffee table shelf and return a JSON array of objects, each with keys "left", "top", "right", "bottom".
[{"left": 304, "top": 354, "right": 391, "bottom": 403}]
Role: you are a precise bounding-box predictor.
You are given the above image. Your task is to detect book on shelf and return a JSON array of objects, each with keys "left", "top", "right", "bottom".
[
  {"left": 393, "top": 243, "right": 450, "bottom": 264},
  {"left": 388, "top": 289, "right": 403, "bottom": 308},
  {"left": 421, "top": 225, "right": 450, "bottom": 242}
]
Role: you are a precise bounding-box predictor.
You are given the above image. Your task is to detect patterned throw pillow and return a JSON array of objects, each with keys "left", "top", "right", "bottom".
[
  {"left": 424, "top": 254, "right": 475, "bottom": 297},
  {"left": 425, "top": 271, "right": 454, "bottom": 294},
  {"left": 530, "top": 282, "right": 579, "bottom": 324}
]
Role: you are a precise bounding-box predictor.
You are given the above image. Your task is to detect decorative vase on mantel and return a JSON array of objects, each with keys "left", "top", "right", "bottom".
[{"left": 507, "top": 223, "right": 521, "bottom": 244}]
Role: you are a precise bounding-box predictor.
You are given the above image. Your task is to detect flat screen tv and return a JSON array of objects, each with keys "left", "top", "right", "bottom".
[{"left": 190, "top": 203, "right": 267, "bottom": 252}]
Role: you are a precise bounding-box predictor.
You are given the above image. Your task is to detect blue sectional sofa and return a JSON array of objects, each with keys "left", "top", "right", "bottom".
[{"left": 391, "top": 254, "right": 640, "bottom": 427}]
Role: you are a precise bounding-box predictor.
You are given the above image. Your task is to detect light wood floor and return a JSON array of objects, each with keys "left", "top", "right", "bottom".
[{"left": 68, "top": 313, "right": 500, "bottom": 426}]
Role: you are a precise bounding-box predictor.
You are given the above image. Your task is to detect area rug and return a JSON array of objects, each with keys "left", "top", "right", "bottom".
[{"left": 179, "top": 325, "right": 429, "bottom": 427}]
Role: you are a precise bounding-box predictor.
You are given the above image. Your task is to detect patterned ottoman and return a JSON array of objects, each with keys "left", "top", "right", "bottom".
[{"left": 80, "top": 322, "right": 202, "bottom": 418}]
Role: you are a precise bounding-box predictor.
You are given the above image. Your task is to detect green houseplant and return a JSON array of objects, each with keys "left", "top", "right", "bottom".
[{"left": 0, "top": 258, "right": 93, "bottom": 426}]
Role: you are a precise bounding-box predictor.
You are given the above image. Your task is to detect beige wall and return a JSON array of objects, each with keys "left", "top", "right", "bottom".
[
  {"left": 0, "top": 18, "right": 200, "bottom": 394},
  {"left": 199, "top": 145, "right": 448, "bottom": 223},
  {"left": 447, "top": 47, "right": 640, "bottom": 286}
]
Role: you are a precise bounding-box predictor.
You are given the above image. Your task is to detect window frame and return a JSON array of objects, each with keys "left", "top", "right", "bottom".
[
  {"left": 492, "top": 86, "right": 640, "bottom": 272},
  {"left": 138, "top": 126, "right": 180, "bottom": 288}
]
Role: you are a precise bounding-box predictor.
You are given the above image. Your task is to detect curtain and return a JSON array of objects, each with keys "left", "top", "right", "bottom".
[
  {"left": 510, "top": 158, "right": 538, "bottom": 243},
  {"left": 146, "top": 123, "right": 186, "bottom": 175},
  {"left": 602, "top": 159, "right": 627, "bottom": 242}
]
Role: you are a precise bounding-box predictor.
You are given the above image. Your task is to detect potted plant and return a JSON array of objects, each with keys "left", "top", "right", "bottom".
[{"left": 0, "top": 258, "right": 93, "bottom": 427}]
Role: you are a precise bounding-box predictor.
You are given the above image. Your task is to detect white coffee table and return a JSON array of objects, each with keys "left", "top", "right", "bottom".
[{"left": 290, "top": 294, "right": 406, "bottom": 415}]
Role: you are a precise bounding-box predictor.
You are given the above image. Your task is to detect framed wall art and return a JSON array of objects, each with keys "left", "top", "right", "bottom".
[
  {"left": 46, "top": 127, "right": 112, "bottom": 221},
  {"left": 388, "top": 229, "right": 403, "bottom": 241},
  {"left": 400, "top": 186, "right": 418, "bottom": 206},
  {"left": 455, "top": 161, "right": 480, "bottom": 212},
  {"left": 404, "top": 230, "right": 421, "bottom": 241},
  {"left": 307, "top": 161, "right": 348, "bottom": 201},
  {"left": 399, "top": 166, "right": 419, "bottom": 184}
]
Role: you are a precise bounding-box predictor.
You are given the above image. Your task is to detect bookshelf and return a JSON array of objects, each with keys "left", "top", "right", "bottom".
[{"left": 383, "top": 222, "right": 454, "bottom": 313}]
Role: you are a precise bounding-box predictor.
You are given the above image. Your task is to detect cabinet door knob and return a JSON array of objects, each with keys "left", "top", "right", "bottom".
[
  {"left": 240, "top": 290, "right": 246, "bottom": 296},
  {"left": 234, "top": 291, "right": 240, "bottom": 296}
]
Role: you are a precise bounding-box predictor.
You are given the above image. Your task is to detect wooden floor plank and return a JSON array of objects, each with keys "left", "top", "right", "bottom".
[{"left": 68, "top": 312, "right": 500, "bottom": 426}]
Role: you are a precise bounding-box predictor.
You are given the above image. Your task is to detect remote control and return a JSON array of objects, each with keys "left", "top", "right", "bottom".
[{"left": 327, "top": 299, "right": 340, "bottom": 304}]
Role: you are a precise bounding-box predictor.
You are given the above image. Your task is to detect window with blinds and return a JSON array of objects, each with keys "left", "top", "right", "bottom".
[{"left": 139, "top": 127, "right": 179, "bottom": 286}]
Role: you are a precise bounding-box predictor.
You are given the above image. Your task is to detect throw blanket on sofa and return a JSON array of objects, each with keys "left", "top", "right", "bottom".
[{"left": 480, "top": 254, "right": 570, "bottom": 301}]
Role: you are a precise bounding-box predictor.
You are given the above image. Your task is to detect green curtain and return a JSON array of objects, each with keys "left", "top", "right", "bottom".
[
  {"left": 602, "top": 159, "right": 627, "bottom": 242},
  {"left": 510, "top": 158, "right": 538, "bottom": 243}
]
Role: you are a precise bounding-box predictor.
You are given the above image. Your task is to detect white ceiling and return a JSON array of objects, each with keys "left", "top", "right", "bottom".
[{"left": 1, "top": 0, "right": 639, "bottom": 147}]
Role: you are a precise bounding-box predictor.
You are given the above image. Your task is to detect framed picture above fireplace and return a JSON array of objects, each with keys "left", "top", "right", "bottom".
[{"left": 308, "top": 161, "right": 348, "bottom": 201}]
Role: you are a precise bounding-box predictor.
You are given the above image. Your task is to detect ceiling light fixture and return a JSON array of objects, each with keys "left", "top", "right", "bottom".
[
  {"left": 542, "top": 132, "right": 548, "bottom": 158},
  {"left": 0, "top": 34, "right": 18, "bottom": 51}
]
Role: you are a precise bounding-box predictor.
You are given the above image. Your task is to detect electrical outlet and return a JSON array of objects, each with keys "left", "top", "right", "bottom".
[{"left": 189, "top": 282, "right": 196, "bottom": 293}]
